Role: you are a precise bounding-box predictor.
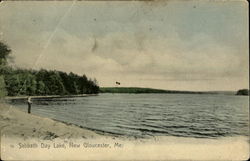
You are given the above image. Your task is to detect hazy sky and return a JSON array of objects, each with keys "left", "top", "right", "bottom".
[{"left": 0, "top": 1, "right": 248, "bottom": 91}]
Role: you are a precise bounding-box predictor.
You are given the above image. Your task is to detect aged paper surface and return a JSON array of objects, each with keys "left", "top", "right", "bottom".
[{"left": 0, "top": 0, "right": 249, "bottom": 160}]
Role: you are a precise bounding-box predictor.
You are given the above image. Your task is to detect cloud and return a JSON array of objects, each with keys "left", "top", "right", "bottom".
[{"left": 0, "top": 1, "right": 248, "bottom": 90}]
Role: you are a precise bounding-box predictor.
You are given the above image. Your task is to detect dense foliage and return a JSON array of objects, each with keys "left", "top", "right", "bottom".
[
  {"left": 236, "top": 89, "right": 249, "bottom": 96},
  {"left": 0, "top": 41, "right": 99, "bottom": 96},
  {"left": 0, "top": 75, "right": 6, "bottom": 97},
  {"left": 0, "top": 41, "right": 11, "bottom": 97},
  {"left": 100, "top": 87, "right": 209, "bottom": 94},
  {"left": 3, "top": 68, "right": 99, "bottom": 96}
]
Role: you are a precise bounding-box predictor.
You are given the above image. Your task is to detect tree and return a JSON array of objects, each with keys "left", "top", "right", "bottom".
[
  {"left": 4, "top": 74, "right": 21, "bottom": 96},
  {"left": 58, "top": 71, "right": 71, "bottom": 94},
  {"left": 36, "top": 81, "right": 46, "bottom": 95},
  {"left": 0, "top": 41, "right": 11, "bottom": 67},
  {"left": 0, "top": 76, "right": 7, "bottom": 97},
  {"left": 78, "top": 74, "right": 88, "bottom": 94},
  {"left": 0, "top": 41, "right": 11, "bottom": 97},
  {"left": 67, "top": 72, "right": 79, "bottom": 94},
  {"left": 23, "top": 73, "right": 37, "bottom": 96},
  {"left": 46, "top": 72, "right": 66, "bottom": 95},
  {"left": 236, "top": 89, "right": 249, "bottom": 96}
]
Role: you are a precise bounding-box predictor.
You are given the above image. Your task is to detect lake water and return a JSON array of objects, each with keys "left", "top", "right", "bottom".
[{"left": 8, "top": 93, "right": 249, "bottom": 139}]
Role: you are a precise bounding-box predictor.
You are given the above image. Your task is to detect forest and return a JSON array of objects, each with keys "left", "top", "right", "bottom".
[
  {"left": 100, "top": 87, "right": 211, "bottom": 94},
  {"left": 236, "top": 89, "right": 249, "bottom": 96},
  {"left": 0, "top": 41, "right": 99, "bottom": 97}
]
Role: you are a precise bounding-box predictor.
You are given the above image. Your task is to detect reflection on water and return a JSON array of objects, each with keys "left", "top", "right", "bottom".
[{"left": 8, "top": 93, "right": 249, "bottom": 139}]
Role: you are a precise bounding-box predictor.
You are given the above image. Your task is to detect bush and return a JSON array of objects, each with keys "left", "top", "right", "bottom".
[
  {"left": 0, "top": 76, "right": 7, "bottom": 97},
  {"left": 236, "top": 89, "right": 249, "bottom": 96}
]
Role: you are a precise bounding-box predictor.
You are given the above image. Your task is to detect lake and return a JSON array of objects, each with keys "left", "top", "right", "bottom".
[{"left": 8, "top": 93, "right": 249, "bottom": 139}]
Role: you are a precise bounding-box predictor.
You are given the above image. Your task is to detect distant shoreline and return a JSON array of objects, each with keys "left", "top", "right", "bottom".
[
  {"left": 4, "top": 94, "right": 99, "bottom": 100},
  {"left": 100, "top": 87, "right": 236, "bottom": 95},
  {"left": 3, "top": 88, "right": 239, "bottom": 101}
]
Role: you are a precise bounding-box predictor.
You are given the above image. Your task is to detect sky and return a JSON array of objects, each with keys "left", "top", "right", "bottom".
[{"left": 0, "top": 0, "right": 249, "bottom": 91}]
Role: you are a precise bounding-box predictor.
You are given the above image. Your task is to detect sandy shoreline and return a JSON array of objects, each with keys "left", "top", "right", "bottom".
[
  {"left": 0, "top": 103, "right": 102, "bottom": 140},
  {"left": 4, "top": 94, "right": 98, "bottom": 100},
  {"left": 0, "top": 103, "right": 249, "bottom": 160}
]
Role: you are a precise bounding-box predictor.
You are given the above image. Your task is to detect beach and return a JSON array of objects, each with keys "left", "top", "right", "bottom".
[
  {"left": 0, "top": 103, "right": 100, "bottom": 140},
  {"left": 0, "top": 103, "right": 249, "bottom": 160}
]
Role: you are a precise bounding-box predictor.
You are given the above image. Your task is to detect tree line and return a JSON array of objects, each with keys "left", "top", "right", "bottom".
[
  {"left": 0, "top": 41, "right": 99, "bottom": 97},
  {"left": 100, "top": 87, "right": 208, "bottom": 94},
  {"left": 236, "top": 89, "right": 249, "bottom": 96}
]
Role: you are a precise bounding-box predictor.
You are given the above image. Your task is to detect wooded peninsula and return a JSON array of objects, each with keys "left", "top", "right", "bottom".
[
  {"left": 0, "top": 41, "right": 99, "bottom": 97},
  {"left": 100, "top": 87, "right": 238, "bottom": 95}
]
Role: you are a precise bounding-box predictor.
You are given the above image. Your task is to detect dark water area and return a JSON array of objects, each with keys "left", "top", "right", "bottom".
[{"left": 8, "top": 93, "right": 249, "bottom": 139}]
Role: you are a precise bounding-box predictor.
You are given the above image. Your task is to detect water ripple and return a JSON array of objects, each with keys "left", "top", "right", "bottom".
[{"left": 9, "top": 93, "right": 249, "bottom": 138}]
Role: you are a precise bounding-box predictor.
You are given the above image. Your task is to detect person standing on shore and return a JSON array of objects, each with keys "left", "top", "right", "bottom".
[{"left": 27, "top": 96, "right": 32, "bottom": 114}]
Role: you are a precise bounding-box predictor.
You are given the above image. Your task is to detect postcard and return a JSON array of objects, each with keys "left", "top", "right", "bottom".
[{"left": 0, "top": 0, "right": 249, "bottom": 160}]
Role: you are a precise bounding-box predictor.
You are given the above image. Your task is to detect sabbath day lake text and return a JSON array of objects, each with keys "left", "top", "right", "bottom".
[{"left": 16, "top": 141, "right": 123, "bottom": 150}]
